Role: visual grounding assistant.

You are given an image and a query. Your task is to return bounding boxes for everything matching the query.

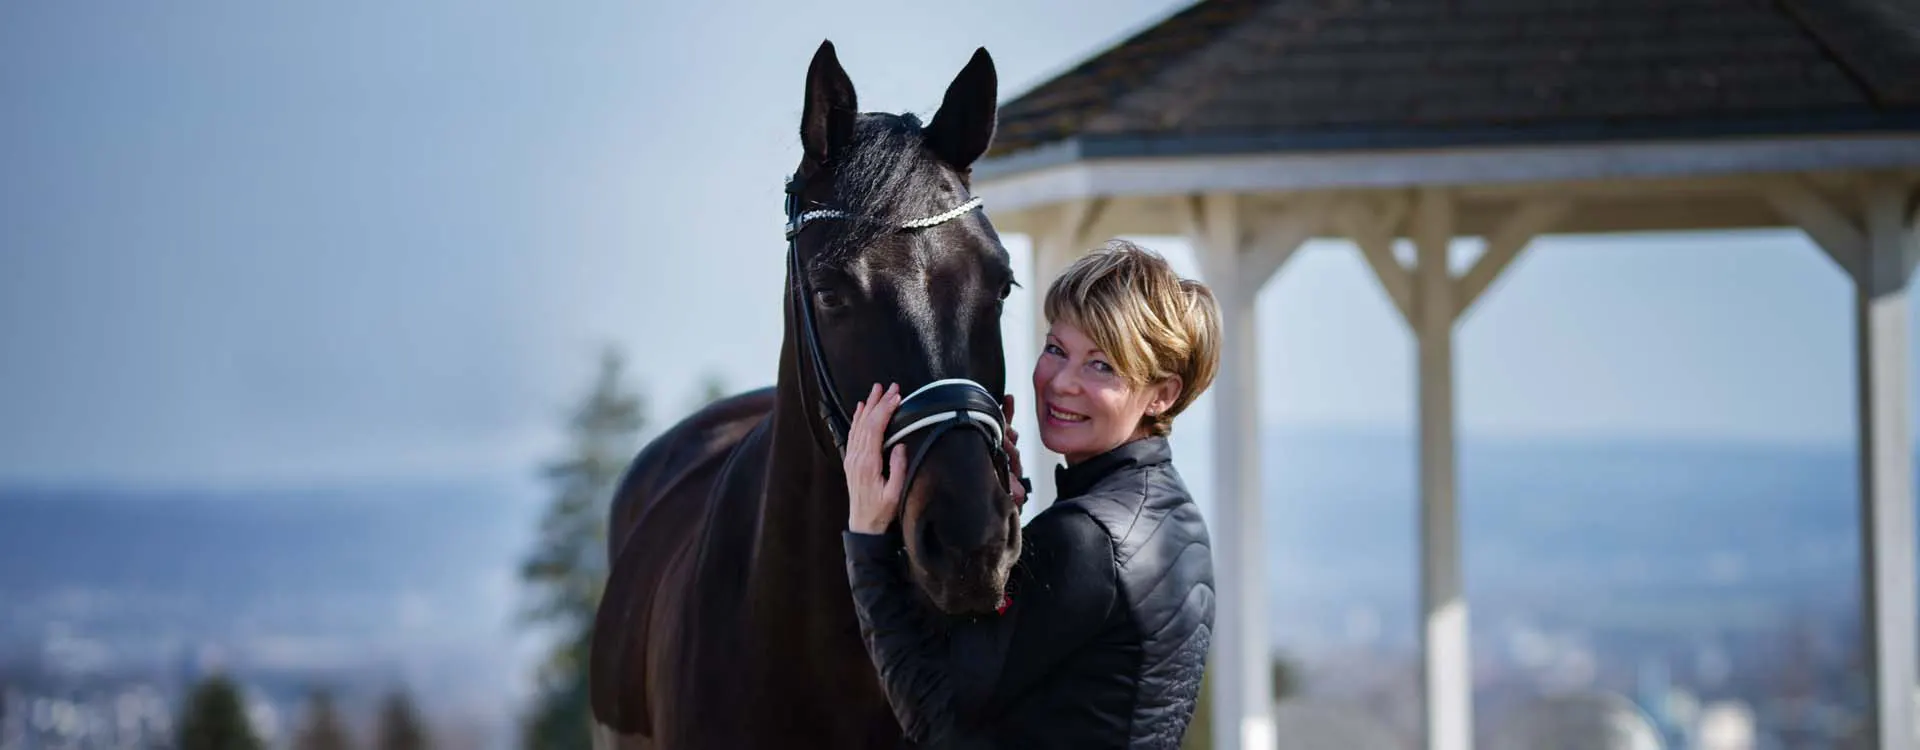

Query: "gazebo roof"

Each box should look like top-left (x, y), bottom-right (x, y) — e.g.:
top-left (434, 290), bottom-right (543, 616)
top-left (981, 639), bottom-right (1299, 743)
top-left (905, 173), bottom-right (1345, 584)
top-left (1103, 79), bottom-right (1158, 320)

top-left (984, 0), bottom-right (1920, 173)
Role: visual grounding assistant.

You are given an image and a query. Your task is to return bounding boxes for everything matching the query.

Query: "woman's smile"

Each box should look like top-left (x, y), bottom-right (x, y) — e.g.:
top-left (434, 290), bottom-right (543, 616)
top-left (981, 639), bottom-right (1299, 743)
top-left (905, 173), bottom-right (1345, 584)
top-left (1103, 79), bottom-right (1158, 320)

top-left (1043, 401), bottom-right (1090, 426)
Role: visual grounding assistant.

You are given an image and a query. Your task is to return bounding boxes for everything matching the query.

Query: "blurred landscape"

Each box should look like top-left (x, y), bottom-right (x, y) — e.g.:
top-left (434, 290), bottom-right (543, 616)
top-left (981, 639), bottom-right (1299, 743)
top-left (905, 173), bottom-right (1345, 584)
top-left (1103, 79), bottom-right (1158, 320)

top-left (0, 424), bottom-right (1881, 748)
top-left (0, 479), bottom-right (539, 749)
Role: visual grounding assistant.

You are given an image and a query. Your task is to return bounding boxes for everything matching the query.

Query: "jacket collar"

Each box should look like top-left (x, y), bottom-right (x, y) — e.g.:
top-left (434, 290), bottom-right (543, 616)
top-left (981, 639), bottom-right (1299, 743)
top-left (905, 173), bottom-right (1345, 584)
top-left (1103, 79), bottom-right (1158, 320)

top-left (1054, 436), bottom-right (1172, 501)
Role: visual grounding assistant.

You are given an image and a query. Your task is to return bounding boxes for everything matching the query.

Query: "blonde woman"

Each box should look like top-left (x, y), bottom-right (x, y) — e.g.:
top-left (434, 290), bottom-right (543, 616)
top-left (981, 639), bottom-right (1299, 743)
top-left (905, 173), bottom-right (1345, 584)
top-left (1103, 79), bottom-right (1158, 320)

top-left (842, 240), bottom-right (1222, 748)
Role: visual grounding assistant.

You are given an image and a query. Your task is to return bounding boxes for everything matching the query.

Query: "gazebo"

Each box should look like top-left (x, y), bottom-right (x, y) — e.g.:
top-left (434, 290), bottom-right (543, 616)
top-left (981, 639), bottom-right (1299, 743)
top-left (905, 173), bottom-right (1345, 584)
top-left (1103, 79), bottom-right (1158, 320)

top-left (971, 1), bottom-right (1920, 748)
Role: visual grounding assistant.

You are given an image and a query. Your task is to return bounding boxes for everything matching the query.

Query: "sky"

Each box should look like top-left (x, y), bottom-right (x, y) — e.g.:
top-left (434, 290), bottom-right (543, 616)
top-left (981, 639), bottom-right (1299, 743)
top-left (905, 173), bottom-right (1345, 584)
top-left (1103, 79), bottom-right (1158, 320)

top-left (0, 0), bottom-right (1913, 489)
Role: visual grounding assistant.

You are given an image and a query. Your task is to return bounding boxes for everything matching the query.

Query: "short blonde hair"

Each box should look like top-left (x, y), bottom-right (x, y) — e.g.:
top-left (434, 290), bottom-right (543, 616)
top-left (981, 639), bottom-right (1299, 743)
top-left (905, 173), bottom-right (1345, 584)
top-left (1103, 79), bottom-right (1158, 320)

top-left (1043, 239), bottom-right (1222, 437)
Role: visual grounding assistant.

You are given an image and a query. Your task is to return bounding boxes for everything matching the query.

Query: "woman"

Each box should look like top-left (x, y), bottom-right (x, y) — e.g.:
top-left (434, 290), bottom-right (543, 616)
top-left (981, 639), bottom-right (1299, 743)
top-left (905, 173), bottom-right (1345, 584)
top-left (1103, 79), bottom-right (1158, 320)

top-left (841, 240), bottom-right (1222, 749)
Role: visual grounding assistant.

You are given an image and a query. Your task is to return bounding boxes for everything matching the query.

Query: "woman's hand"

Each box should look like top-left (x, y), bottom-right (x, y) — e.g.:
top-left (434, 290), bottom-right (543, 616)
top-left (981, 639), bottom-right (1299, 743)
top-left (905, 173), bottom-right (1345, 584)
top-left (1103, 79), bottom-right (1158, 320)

top-left (1002, 395), bottom-right (1028, 511)
top-left (845, 383), bottom-right (905, 535)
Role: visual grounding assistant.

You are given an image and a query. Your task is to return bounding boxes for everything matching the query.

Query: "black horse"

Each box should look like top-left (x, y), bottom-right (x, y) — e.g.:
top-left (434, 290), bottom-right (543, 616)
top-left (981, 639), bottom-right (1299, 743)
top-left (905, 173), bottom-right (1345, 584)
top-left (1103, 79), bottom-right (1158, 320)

top-left (589, 41), bottom-right (1022, 749)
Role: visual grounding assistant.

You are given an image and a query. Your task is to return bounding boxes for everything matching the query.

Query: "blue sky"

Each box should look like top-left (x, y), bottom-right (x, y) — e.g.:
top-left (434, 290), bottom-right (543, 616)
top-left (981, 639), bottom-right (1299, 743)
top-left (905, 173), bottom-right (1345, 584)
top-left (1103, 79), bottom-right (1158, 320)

top-left (0, 0), bottom-right (1910, 488)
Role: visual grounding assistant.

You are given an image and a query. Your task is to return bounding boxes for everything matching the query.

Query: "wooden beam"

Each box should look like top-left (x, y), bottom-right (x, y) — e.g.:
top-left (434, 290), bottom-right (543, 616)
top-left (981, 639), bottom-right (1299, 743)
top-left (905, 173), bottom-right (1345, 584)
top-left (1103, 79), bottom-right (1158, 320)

top-left (981, 205), bottom-right (1041, 236)
top-left (1237, 195), bottom-right (1333, 301)
top-left (1188, 193), bottom-right (1246, 285)
top-left (1762, 178), bottom-right (1866, 280)
top-left (1907, 186), bottom-right (1920, 279)
top-left (1454, 198), bottom-right (1570, 321)
top-left (1080, 195), bottom-right (1184, 239)
top-left (1059, 197), bottom-right (1105, 253)
top-left (1377, 191), bottom-right (1411, 237)
top-left (1455, 173), bottom-right (1796, 203)
top-left (1178, 193), bottom-right (1203, 242)
top-left (1864, 176), bottom-right (1918, 296)
top-left (1334, 201), bottom-right (1414, 328)
top-left (1517, 196), bottom-right (1783, 237)
top-left (973, 134), bottom-right (1920, 214)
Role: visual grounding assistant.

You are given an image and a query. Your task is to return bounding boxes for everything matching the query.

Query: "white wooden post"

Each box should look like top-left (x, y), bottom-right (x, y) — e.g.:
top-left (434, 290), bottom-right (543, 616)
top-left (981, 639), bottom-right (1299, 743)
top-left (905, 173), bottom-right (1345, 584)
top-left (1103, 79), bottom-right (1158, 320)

top-left (1766, 176), bottom-right (1918, 750)
top-left (1411, 188), bottom-right (1471, 750)
top-left (1858, 177), bottom-right (1917, 750)
top-left (1344, 191), bottom-right (1561, 750)
top-left (1188, 192), bottom-right (1271, 750)
top-left (1025, 200), bottom-right (1098, 515)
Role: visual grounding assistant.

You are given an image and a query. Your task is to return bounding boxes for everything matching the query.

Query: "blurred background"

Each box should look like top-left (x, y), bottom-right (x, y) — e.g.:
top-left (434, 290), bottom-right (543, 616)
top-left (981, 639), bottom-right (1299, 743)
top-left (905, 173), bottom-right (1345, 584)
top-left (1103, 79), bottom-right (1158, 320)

top-left (3, 1), bottom-right (1918, 749)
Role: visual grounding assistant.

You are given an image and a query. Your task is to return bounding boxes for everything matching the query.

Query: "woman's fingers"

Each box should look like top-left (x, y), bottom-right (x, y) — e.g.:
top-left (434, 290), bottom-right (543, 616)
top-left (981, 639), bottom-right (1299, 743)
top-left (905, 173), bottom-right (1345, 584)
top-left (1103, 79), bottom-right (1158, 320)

top-left (846, 383), bottom-right (900, 476)
top-left (858, 384), bottom-right (882, 439)
top-left (861, 384), bottom-right (891, 426)
top-left (863, 384), bottom-right (900, 452)
top-left (847, 400), bottom-right (870, 465)
top-left (847, 387), bottom-right (882, 475)
top-left (883, 444), bottom-right (907, 504)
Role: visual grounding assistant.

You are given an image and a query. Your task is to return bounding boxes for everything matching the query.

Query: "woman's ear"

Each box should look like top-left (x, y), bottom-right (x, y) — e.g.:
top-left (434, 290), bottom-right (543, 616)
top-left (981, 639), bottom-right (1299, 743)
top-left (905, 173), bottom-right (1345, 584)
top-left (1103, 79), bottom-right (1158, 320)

top-left (1146, 376), bottom-right (1184, 417)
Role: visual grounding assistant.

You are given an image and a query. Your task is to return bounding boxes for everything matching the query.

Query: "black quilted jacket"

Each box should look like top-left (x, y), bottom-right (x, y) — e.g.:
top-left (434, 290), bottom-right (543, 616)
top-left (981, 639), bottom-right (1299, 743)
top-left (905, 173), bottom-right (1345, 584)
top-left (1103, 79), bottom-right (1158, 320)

top-left (843, 436), bottom-right (1216, 749)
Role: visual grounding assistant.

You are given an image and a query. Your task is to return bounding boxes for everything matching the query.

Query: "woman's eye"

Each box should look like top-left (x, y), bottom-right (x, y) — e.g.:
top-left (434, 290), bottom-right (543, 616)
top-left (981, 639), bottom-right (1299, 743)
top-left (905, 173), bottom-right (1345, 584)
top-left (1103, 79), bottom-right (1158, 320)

top-left (1089, 360), bottom-right (1114, 375)
top-left (1044, 344), bottom-right (1065, 357)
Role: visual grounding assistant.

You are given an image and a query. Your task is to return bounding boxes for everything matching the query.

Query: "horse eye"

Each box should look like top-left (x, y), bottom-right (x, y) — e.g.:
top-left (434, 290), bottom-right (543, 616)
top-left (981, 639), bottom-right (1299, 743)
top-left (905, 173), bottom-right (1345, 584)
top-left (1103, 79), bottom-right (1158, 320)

top-left (814, 289), bottom-right (845, 310)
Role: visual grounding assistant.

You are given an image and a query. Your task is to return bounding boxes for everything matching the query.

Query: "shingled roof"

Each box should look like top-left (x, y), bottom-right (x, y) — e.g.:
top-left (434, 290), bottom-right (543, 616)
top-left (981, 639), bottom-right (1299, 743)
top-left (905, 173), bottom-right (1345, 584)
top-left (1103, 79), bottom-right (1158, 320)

top-left (984, 0), bottom-right (1920, 166)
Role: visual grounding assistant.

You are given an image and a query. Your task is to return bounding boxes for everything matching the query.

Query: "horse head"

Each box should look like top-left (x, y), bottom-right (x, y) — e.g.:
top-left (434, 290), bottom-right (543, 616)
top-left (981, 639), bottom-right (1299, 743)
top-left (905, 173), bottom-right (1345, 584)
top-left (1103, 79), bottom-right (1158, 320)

top-left (786, 41), bottom-right (1020, 615)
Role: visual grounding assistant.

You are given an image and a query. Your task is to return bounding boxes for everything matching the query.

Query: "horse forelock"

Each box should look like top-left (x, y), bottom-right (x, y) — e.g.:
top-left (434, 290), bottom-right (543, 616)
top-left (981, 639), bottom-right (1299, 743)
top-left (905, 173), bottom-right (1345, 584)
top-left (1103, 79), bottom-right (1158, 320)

top-left (805, 113), bottom-right (962, 265)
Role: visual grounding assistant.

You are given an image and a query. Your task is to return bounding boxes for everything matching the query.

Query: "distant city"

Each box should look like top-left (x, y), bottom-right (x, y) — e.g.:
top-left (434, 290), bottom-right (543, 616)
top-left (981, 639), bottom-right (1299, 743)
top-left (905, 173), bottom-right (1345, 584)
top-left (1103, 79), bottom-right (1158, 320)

top-left (0, 428), bottom-right (1892, 748)
top-left (1256, 429), bottom-right (1875, 749)
top-left (0, 480), bottom-right (537, 749)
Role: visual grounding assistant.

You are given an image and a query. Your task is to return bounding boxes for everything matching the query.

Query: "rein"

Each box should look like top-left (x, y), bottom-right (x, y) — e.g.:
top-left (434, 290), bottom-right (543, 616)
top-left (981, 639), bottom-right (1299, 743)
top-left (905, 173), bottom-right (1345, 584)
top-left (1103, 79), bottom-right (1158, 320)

top-left (782, 173), bottom-right (1011, 499)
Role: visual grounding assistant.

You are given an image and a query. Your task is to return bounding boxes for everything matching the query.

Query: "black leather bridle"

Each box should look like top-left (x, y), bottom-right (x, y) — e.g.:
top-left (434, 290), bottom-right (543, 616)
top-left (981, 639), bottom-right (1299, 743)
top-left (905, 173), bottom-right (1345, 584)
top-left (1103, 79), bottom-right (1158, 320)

top-left (783, 173), bottom-right (1013, 501)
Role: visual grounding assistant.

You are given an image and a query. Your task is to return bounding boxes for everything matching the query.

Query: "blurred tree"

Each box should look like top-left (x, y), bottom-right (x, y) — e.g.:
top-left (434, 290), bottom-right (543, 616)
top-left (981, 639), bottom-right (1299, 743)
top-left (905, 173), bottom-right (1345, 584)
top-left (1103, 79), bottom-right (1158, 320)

top-left (519, 347), bottom-right (647, 750)
top-left (696, 370), bottom-right (729, 409)
top-left (1272, 653), bottom-right (1302, 700)
top-left (291, 688), bottom-right (353, 750)
top-left (375, 689), bottom-right (431, 750)
top-left (177, 674), bottom-right (264, 750)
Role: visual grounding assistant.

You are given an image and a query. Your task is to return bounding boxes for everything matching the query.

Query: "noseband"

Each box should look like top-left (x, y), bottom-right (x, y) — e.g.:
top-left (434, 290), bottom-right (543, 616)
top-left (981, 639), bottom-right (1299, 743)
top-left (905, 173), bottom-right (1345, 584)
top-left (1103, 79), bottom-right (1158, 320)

top-left (783, 174), bottom-right (1011, 500)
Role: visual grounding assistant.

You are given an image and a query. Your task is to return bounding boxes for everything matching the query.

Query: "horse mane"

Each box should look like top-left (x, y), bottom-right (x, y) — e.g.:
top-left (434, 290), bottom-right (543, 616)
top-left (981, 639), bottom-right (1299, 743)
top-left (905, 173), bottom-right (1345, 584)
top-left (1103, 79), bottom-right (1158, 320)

top-left (812, 112), bottom-right (953, 266)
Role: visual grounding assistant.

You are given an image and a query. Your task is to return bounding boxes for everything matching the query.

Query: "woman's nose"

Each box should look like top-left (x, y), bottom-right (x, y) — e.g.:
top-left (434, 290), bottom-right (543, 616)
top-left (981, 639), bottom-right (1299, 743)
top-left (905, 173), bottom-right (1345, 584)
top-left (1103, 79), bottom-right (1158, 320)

top-left (1046, 365), bottom-right (1079, 396)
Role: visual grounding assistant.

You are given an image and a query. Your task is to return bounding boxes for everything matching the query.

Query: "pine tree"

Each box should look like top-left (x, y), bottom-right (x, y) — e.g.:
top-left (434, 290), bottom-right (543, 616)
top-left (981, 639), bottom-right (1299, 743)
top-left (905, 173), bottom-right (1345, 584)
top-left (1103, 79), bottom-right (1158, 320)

top-left (520, 347), bottom-right (647, 750)
top-left (694, 370), bottom-right (729, 410)
top-left (375, 689), bottom-right (430, 750)
top-left (177, 674), bottom-right (264, 750)
top-left (292, 688), bottom-right (353, 750)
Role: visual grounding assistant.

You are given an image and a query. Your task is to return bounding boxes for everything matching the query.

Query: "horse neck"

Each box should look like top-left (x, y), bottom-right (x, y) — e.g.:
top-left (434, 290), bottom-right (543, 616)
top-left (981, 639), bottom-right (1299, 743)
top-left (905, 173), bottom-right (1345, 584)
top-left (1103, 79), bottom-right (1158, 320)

top-left (749, 323), bottom-right (860, 625)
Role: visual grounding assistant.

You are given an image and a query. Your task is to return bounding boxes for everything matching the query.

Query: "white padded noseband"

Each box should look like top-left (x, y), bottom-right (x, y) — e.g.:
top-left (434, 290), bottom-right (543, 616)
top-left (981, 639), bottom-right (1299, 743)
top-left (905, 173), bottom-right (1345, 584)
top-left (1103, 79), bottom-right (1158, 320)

top-left (882, 378), bottom-right (1005, 452)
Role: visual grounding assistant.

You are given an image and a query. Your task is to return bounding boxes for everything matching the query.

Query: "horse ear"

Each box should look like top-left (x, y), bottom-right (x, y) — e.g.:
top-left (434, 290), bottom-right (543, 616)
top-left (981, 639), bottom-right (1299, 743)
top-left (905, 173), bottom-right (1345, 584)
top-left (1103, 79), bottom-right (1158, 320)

top-left (925, 47), bottom-right (998, 170)
top-left (801, 40), bottom-right (858, 168)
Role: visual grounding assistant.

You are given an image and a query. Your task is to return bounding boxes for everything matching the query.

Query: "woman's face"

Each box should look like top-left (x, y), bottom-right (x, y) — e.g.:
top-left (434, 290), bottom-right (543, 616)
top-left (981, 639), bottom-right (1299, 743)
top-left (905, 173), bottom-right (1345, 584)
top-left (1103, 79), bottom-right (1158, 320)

top-left (1031, 321), bottom-right (1182, 465)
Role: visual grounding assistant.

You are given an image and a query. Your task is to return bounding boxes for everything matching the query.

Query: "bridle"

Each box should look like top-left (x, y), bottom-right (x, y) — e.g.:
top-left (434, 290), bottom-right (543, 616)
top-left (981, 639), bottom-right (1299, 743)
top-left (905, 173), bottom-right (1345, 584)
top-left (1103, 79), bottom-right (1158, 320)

top-left (783, 172), bottom-right (1013, 501)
